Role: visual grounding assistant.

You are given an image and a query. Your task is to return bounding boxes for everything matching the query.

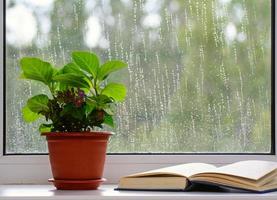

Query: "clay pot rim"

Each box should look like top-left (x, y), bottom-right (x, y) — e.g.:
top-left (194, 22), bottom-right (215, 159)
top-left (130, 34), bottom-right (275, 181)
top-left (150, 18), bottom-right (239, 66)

top-left (41, 131), bottom-right (114, 137)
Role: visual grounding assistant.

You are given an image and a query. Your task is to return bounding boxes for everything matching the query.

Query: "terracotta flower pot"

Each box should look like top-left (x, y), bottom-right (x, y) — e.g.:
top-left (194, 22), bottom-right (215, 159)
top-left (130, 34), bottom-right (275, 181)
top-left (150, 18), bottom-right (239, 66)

top-left (42, 131), bottom-right (113, 190)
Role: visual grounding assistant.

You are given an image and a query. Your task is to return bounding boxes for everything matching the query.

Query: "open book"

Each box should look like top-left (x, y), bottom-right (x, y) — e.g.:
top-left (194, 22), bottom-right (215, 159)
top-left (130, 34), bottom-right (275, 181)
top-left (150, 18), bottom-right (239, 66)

top-left (117, 160), bottom-right (277, 193)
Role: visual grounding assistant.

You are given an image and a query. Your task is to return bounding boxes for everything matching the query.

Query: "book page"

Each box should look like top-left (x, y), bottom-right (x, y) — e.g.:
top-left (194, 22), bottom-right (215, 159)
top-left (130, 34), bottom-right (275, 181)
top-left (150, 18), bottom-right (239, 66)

top-left (126, 163), bottom-right (216, 178)
top-left (198, 160), bottom-right (277, 180)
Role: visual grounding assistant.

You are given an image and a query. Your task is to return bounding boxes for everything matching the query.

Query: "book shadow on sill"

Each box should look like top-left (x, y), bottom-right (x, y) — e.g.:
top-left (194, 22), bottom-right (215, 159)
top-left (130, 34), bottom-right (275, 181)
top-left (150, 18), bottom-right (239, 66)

top-left (186, 182), bottom-right (250, 193)
top-left (115, 183), bottom-right (263, 194)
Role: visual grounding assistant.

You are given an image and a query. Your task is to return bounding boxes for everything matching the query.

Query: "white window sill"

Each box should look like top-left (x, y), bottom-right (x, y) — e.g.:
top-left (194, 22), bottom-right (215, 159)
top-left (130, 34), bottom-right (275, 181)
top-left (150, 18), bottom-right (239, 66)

top-left (0, 185), bottom-right (277, 200)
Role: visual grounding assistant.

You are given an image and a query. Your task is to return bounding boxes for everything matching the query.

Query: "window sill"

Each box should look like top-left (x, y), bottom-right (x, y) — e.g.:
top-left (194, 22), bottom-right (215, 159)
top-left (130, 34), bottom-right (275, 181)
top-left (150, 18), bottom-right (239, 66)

top-left (0, 185), bottom-right (277, 200)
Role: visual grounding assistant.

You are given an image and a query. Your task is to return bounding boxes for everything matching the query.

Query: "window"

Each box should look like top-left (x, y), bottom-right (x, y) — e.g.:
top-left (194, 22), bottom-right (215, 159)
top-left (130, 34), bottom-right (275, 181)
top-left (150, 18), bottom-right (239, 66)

top-left (0, 1), bottom-right (276, 184)
top-left (4, 0), bottom-right (274, 154)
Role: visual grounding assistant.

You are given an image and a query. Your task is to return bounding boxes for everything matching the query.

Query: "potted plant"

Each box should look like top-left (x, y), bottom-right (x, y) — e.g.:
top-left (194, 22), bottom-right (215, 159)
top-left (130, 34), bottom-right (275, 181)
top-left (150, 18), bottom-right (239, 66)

top-left (20, 51), bottom-right (127, 190)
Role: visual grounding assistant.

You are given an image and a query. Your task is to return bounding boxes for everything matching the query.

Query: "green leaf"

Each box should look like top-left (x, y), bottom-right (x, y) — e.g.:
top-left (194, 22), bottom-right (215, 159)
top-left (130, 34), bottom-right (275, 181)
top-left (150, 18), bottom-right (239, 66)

top-left (27, 94), bottom-right (49, 113)
top-left (101, 83), bottom-right (127, 102)
top-left (59, 103), bottom-right (74, 117)
top-left (22, 105), bottom-right (41, 122)
top-left (103, 107), bottom-right (114, 115)
top-left (53, 67), bottom-right (60, 76)
top-left (62, 63), bottom-right (85, 76)
top-left (98, 60), bottom-right (127, 81)
top-left (88, 95), bottom-right (113, 110)
top-left (62, 63), bottom-right (92, 87)
top-left (39, 124), bottom-right (53, 133)
top-left (84, 103), bottom-right (96, 116)
top-left (72, 51), bottom-right (99, 78)
top-left (53, 73), bottom-right (91, 89)
top-left (93, 95), bottom-right (113, 104)
top-left (103, 114), bottom-right (114, 127)
top-left (60, 103), bottom-right (85, 120)
top-left (20, 57), bottom-right (54, 85)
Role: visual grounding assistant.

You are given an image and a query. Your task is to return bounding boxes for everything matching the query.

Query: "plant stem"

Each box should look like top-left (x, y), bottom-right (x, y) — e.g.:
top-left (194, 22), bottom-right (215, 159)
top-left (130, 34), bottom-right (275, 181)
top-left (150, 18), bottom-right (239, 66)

top-left (94, 78), bottom-right (98, 96)
top-left (48, 83), bottom-right (55, 98)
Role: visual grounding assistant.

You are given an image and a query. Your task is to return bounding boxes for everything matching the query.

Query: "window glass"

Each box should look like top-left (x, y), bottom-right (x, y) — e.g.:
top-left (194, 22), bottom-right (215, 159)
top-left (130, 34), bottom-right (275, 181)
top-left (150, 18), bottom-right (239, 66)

top-left (5, 0), bottom-right (272, 153)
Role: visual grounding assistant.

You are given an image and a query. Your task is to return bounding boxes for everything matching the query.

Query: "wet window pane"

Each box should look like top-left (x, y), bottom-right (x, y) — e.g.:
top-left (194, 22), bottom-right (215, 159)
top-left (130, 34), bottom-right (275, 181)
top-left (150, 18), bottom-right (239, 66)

top-left (5, 0), bottom-right (272, 153)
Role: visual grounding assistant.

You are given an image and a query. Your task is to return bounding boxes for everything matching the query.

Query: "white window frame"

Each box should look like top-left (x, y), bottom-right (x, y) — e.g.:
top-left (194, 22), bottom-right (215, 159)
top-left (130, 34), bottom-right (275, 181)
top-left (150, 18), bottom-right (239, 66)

top-left (0, 0), bottom-right (276, 184)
